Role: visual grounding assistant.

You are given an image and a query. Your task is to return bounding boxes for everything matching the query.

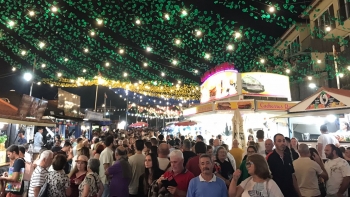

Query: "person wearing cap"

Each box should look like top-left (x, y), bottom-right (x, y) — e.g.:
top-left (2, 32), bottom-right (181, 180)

top-left (317, 124), bottom-right (340, 161)
top-left (68, 155), bottom-right (88, 197)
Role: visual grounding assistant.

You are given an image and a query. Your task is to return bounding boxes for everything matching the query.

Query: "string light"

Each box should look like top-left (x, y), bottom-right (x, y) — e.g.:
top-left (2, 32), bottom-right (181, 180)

top-left (195, 30), bottom-right (202, 36)
top-left (83, 69), bottom-right (86, 73)
top-left (181, 10), bottom-right (188, 16)
top-left (317, 59), bottom-right (322, 64)
top-left (123, 72), bottom-right (128, 77)
top-left (286, 69), bottom-right (291, 74)
top-left (178, 80), bottom-right (181, 84)
top-left (38, 42), bottom-right (45, 49)
top-left (8, 20), bottom-right (15, 27)
top-left (146, 46), bottom-right (152, 52)
top-left (50, 84), bottom-right (54, 87)
top-left (234, 32), bottom-right (242, 38)
top-left (164, 13), bottom-right (170, 20)
top-left (29, 11), bottom-right (35, 16)
top-left (347, 66), bottom-right (350, 71)
top-left (21, 50), bottom-right (26, 56)
top-left (12, 67), bottom-right (16, 71)
top-left (172, 59), bottom-right (178, 65)
top-left (64, 58), bottom-right (69, 62)
top-left (175, 39), bottom-right (181, 45)
top-left (105, 62), bottom-right (110, 67)
top-left (37, 82), bottom-right (41, 85)
top-left (260, 59), bottom-right (265, 63)
top-left (135, 19), bottom-right (141, 25)
top-left (143, 62), bottom-right (148, 67)
top-left (41, 64), bottom-right (46, 68)
top-left (51, 6), bottom-right (58, 12)
top-left (194, 70), bottom-right (198, 73)
top-left (325, 26), bottom-right (331, 32)
top-left (204, 53), bottom-right (211, 59)
top-left (119, 49), bottom-right (124, 54)
top-left (268, 6), bottom-right (275, 13)
top-left (307, 76), bottom-right (312, 80)
top-left (57, 72), bottom-right (62, 77)
top-left (84, 48), bottom-right (89, 53)
top-left (97, 19), bottom-right (103, 25)
top-left (227, 44), bottom-right (234, 50)
top-left (339, 73), bottom-right (344, 78)
top-left (161, 72), bottom-right (165, 77)
top-left (90, 31), bottom-right (95, 36)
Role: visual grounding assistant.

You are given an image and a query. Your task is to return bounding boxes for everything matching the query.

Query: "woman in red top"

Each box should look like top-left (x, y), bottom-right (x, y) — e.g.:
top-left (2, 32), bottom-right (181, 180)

top-left (68, 155), bottom-right (88, 197)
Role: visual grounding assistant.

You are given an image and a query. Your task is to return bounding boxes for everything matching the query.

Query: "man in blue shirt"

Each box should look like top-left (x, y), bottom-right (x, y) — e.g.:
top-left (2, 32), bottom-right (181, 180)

top-left (16, 130), bottom-right (27, 145)
top-left (187, 154), bottom-right (228, 197)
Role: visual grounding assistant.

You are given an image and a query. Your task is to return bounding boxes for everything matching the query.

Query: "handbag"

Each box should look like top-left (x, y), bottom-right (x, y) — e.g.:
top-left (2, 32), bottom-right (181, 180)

top-left (38, 181), bottom-right (49, 197)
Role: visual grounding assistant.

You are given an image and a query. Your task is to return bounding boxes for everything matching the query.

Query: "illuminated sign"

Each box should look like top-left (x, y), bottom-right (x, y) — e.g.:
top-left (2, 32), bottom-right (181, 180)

top-left (215, 100), bottom-right (255, 111)
top-left (200, 70), bottom-right (238, 103)
top-left (256, 101), bottom-right (298, 111)
top-left (183, 103), bottom-right (214, 116)
top-left (306, 91), bottom-right (347, 110)
top-left (241, 72), bottom-right (291, 100)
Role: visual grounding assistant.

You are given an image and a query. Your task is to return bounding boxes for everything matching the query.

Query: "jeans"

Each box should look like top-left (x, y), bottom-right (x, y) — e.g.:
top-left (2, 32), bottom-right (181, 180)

top-left (102, 184), bottom-right (110, 197)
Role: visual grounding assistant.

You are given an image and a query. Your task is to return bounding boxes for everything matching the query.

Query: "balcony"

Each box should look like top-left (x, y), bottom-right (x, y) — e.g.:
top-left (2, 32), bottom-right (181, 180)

top-left (323, 10), bottom-right (350, 39)
top-left (300, 35), bottom-right (339, 52)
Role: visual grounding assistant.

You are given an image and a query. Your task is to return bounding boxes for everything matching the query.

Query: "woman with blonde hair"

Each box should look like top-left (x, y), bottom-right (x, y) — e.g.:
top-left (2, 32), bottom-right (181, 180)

top-left (68, 155), bottom-right (88, 197)
top-left (229, 154), bottom-right (283, 197)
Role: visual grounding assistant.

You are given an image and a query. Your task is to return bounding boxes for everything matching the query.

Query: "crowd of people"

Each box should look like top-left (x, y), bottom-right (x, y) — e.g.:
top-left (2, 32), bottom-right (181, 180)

top-left (2, 124), bottom-right (350, 197)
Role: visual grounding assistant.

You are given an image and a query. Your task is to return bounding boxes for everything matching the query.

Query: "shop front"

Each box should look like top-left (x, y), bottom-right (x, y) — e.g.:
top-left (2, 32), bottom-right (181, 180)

top-left (275, 87), bottom-right (350, 147)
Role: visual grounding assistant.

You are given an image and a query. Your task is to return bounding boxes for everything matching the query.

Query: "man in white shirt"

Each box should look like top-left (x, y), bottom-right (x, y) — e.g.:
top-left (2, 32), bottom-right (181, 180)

top-left (33, 128), bottom-right (44, 153)
top-left (256, 130), bottom-right (266, 155)
top-left (128, 140), bottom-right (146, 196)
top-left (293, 144), bottom-right (328, 197)
top-left (317, 125), bottom-right (339, 160)
top-left (99, 135), bottom-right (114, 197)
top-left (324, 144), bottom-right (350, 197)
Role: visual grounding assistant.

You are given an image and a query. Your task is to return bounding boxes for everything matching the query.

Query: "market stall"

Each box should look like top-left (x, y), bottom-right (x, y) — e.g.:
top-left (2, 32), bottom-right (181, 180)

top-left (274, 87), bottom-right (350, 147)
top-left (182, 63), bottom-right (298, 148)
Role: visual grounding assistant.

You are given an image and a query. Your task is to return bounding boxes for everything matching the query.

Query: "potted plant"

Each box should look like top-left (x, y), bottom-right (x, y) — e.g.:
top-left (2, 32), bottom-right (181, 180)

top-left (0, 135), bottom-right (7, 150)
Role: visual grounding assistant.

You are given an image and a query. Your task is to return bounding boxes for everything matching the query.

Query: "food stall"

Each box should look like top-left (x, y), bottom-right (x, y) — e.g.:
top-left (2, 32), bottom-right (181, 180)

top-left (182, 62), bottom-right (298, 147)
top-left (274, 87), bottom-right (350, 147)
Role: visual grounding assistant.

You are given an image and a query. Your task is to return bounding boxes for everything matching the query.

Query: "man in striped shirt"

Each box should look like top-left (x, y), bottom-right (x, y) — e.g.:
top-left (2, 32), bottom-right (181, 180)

top-left (28, 150), bottom-right (53, 197)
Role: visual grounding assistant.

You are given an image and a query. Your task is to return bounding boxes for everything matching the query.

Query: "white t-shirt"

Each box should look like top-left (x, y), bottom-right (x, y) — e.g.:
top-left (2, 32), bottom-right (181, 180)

top-left (317, 133), bottom-right (339, 159)
top-left (239, 177), bottom-right (284, 197)
top-left (257, 141), bottom-right (266, 155)
top-left (98, 147), bottom-right (114, 185)
top-left (158, 157), bottom-right (170, 171)
top-left (325, 157), bottom-right (350, 195)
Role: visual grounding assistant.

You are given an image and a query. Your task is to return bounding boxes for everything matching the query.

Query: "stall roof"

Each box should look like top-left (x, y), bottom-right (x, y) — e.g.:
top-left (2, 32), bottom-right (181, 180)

top-left (0, 99), bottom-right (18, 116)
top-left (288, 87), bottom-right (350, 113)
top-left (272, 108), bottom-right (350, 118)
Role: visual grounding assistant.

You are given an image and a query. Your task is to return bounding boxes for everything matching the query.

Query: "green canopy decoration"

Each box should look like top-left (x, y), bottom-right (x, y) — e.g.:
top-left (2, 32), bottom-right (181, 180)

top-left (1, 0), bottom-right (350, 99)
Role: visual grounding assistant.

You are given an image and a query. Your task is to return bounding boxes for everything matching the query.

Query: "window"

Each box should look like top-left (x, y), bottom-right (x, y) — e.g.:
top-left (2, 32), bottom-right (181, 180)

top-left (314, 5), bottom-right (335, 37)
top-left (338, 0), bottom-right (350, 22)
top-left (288, 36), bottom-right (300, 55)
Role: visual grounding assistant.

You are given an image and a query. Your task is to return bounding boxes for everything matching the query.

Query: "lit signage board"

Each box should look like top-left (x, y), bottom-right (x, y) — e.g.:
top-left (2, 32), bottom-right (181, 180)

top-left (241, 72), bottom-right (291, 100)
top-left (200, 70), bottom-right (238, 103)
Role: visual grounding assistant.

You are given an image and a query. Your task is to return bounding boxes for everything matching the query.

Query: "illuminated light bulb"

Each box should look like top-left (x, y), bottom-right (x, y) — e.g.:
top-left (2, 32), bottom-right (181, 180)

top-left (196, 30), bottom-right (202, 36)
top-left (178, 80), bottom-right (181, 84)
top-left (90, 31), bottom-right (95, 36)
top-left (119, 49), bottom-right (124, 54)
top-left (347, 66), bottom-right (350, 71)
top-left (146, 46), bottom-right (152, 52)
top-left (84, 48), bottom-right (89, 53)
top-left (339, 73), bottom-right (344, 78)
top-left (123, 72), bottom-right (128, 77)
top-left (325, 26), bottom-right (331, 32)
top-left (268, 6), bottom-right (275, 13)
top-left (39, 42), bottom-right (45, 48)
top-left (317, 59), bottom-right (322, 64)
top-left (143, 62), bottom-right (148, 67)
top-left (307, 76), bottom-right (312, 80)
top-left (64, 58), bottom-right (68, 62)
top-left (41, 64), bottom-right (46, 68)
top-left (172, 60), bottom-right (178, 65)
top-left (194, 70), bottom-right (198, 74)
top-left (181, 10), bottom-right (188, 16)
top-left (135, 19), bottom-right (141, 25)
top-left (175, 39), bottom-right (181, 45)
top-left (204, 53), bottom-right (211, 59)
top-left (83, 69), bottom-right (86, 73)
top-left (37, 82), bottom-right (41, 85)
top-left (50, 84), bottom-right (54, 87)
top-left (51, 6), bottom-right (58, 12)
top-left (21, 50), bottom-right (26, 56)
top-left (97, 19), bottom-right (103, 25)
top-left (12, 67), bottom-right (16, 71)
top-left (8, 20), bottom-right (15, 27)
top-left (309, 83), bottom-right (316, 89)
top-left (105, 62), bottom-right (110, 67)
top-left (234, 32), bottom-right (241, 38)
top-left (260, 59), bottom-right (265, 63)
top-left (57, 72), bottom-right (62, 77)
top-left (139, 80), bottom-right (142, 84)
top-left (161, 72), bottom-right (165, 77)
top-left (227, 44), bottom-right (234, 50)
top-left (286, 69), bottom-right (291, 74)
top-left (164, 13), bottom-right (170, 20)
top-left (29, 11), bottom-right (35, 16)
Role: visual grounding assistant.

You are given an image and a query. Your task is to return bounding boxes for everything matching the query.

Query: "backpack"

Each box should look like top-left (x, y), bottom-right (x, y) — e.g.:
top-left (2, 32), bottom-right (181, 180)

top-left (38, 181), bottom-right (49, 197)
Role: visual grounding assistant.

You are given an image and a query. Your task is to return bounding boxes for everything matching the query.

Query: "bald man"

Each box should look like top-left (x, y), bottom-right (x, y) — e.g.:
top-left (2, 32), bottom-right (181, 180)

top-left (293, 144), bottom-right (328, 197)
top-left (264, 139), bottom-right (274, 156)
top-left (229, 139), bottom-right (244, 169)
top-left (157, 143), bottom-right (170, 171)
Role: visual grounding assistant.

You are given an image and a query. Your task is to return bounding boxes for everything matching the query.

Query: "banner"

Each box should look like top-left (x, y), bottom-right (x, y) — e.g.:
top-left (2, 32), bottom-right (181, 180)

top-left (240, 72), bottom-right (291, 100)
top-left (306, 91), bottom-right (347, 110)
top-left (256, 101), bottom-right (298, 111)
top-left (58, 88), bottom-right (81, 117)
top-left (17, 95), bottom-right (48, 120)
top-left (215, 100), bottom-right (255, 110)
